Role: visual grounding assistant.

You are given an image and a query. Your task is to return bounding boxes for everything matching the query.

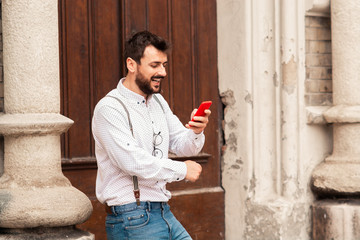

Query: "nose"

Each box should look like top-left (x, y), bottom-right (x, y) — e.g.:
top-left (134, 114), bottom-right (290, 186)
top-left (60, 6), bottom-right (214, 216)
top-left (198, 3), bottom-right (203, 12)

top-left (159, 64), bottom-right (167, 76)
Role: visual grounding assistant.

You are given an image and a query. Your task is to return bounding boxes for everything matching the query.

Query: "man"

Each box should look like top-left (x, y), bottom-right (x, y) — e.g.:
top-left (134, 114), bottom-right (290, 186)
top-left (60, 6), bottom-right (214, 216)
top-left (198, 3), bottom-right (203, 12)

top-left (92, 30), bottom-right (211, 240)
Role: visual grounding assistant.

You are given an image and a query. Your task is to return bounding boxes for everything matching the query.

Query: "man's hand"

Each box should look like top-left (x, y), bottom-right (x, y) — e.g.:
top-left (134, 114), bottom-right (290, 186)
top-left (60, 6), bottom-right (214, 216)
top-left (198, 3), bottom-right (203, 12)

top-left (184, 160), bottom-right (202, 182)
top-left (185, 109), bottom-right (211, 134)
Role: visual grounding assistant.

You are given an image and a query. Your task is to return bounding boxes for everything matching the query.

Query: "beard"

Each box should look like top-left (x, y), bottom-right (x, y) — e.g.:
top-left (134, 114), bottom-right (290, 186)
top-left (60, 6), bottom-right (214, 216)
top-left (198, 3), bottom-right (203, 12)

top-left (135, 71), bottom-right (163, 96)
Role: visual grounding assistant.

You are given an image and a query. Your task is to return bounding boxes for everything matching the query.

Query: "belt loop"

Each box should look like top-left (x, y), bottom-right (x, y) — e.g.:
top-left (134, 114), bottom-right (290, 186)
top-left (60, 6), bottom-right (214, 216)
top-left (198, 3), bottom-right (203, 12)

top-left (147, 201), bottom-right (151, 211)
top-left (111, 206), bottom-right (117, 216)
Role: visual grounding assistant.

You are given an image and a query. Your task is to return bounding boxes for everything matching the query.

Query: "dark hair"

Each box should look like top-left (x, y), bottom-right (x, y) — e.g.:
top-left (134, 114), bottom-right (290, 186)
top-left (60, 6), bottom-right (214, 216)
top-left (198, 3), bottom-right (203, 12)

top-left (124, 31), bottom-right (170, 74)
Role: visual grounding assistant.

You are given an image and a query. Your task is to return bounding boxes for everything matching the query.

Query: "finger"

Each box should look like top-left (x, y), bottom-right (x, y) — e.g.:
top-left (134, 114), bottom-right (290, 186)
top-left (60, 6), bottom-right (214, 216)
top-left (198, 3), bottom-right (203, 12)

top-left (187, 120), bottom-right (207, 134)
top-left (187, 122), bottom-right (204, 130)
top-left (190, 109), bottom-right (197, 119)
top-left (188, 118), bottom-right (206, 126)
top-left (204, 109), bottom-right (211, 116)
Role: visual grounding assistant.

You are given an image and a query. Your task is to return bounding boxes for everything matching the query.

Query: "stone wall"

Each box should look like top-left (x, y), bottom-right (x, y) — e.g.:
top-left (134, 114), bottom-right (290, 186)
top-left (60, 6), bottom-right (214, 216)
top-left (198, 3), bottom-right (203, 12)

top-left (0, 0), bottom-right (3, 175)
top-left (305, 16), bottom-right (332, 106)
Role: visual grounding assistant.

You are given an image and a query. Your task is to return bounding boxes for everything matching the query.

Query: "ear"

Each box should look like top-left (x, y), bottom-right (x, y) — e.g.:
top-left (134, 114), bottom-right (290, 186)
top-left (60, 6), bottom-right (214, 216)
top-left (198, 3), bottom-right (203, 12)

top-left (126, 57), bottom-right (137, 73)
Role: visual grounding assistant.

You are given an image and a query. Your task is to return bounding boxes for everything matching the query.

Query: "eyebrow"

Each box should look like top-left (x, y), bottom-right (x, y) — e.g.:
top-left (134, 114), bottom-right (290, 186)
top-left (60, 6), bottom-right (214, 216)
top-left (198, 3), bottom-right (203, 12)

top-left (149, 61), bottom-right (168, 65)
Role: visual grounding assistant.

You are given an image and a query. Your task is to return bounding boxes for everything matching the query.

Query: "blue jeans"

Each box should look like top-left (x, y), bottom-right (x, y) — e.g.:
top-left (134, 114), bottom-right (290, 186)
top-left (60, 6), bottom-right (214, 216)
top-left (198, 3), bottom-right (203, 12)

top-left (105, 201), bottom-right (192, 240)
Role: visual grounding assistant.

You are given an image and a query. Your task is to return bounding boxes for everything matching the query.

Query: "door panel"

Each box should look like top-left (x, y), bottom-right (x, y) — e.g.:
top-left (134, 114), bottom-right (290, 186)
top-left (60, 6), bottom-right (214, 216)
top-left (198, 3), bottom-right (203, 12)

top-left (92, 0), bottom-right (122, 103)
top-left (170, 0), bottom-right (194, 122)
top-left (60, 0), bottom-right (92, 159)
top-left (59, 1), bottom-right (224, 239)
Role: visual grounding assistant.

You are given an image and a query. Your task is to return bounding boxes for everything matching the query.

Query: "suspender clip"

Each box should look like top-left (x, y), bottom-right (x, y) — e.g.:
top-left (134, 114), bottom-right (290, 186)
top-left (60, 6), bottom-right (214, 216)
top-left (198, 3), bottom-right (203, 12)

top-left (133, 176), bottom-right (140, 206)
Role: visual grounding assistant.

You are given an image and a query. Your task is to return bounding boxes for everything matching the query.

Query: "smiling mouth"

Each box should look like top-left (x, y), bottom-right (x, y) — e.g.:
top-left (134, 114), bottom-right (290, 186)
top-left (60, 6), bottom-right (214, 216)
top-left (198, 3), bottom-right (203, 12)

top-left (151, 76), bottom-right (164, 83)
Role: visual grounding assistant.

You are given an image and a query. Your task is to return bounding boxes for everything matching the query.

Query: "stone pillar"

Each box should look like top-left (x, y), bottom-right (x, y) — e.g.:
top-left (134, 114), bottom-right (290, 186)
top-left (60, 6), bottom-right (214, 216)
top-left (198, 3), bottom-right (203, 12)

top-left (311, 0), bottom-right (360, 239)
top-left (0, 1), bottom-right (93, 239)
top-left (311, 0), bottom-right (360, 198)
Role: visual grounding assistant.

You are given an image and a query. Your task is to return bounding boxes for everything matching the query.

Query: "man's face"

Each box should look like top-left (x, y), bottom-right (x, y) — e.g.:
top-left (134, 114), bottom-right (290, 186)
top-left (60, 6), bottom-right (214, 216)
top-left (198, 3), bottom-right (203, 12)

top-left (135, 45), bottom-right (168, 96)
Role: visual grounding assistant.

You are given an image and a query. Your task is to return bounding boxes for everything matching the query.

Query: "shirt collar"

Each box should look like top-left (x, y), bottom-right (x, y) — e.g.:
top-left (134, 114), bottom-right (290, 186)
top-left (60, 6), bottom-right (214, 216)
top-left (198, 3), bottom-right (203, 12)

top-left (117, 77), bottom-right (154, 104)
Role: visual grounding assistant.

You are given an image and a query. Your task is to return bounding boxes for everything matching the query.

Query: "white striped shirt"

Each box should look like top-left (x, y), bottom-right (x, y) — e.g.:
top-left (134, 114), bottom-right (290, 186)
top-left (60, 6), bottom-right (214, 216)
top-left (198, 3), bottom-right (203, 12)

top-left (92, 78), bottom-right (205, 206)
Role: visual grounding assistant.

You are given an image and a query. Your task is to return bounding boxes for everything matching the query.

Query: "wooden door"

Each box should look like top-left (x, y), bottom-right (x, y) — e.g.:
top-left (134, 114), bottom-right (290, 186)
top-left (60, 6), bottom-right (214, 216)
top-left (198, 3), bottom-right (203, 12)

top-left (59, 1), bottom-right (224, 239)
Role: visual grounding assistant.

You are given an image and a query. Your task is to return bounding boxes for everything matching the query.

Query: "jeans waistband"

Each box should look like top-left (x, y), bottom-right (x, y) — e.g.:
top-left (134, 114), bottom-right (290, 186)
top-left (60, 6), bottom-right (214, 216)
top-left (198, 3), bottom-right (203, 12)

top-left (109, 201), bottom-right (167, 215)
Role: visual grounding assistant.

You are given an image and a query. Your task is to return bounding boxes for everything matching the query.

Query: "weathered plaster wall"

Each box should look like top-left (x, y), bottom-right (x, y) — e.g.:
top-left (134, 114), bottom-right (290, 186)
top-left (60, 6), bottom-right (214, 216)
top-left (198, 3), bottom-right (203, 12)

top-left (217, 0), bottom-right (333, 239)
top-left (217, 1), bottom-right (250, 237)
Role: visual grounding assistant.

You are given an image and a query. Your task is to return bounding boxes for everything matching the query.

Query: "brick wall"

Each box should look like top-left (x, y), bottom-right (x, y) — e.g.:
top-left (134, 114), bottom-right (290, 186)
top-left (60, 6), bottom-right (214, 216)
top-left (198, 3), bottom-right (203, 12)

top-left (305, 16), bottom-right (332, 106)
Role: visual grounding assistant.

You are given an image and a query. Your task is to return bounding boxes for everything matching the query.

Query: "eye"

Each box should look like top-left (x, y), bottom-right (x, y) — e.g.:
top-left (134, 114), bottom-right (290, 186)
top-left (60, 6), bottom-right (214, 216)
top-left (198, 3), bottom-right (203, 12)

top-left (150, 63), bottom-right (160, 68)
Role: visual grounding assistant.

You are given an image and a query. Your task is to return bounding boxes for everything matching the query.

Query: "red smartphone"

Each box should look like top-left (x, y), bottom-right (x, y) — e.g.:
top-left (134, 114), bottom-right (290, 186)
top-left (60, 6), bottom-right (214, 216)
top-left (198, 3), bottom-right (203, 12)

top-left (191, 101), bottom-right (212, 122)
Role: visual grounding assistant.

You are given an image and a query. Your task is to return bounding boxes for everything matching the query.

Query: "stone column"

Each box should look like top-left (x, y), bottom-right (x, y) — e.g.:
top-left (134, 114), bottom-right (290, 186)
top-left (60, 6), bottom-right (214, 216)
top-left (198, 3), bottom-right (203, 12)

top-left (311, 0), bottom-right (360, 239)
top-left (0, 1), bottom-right (93, 239)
